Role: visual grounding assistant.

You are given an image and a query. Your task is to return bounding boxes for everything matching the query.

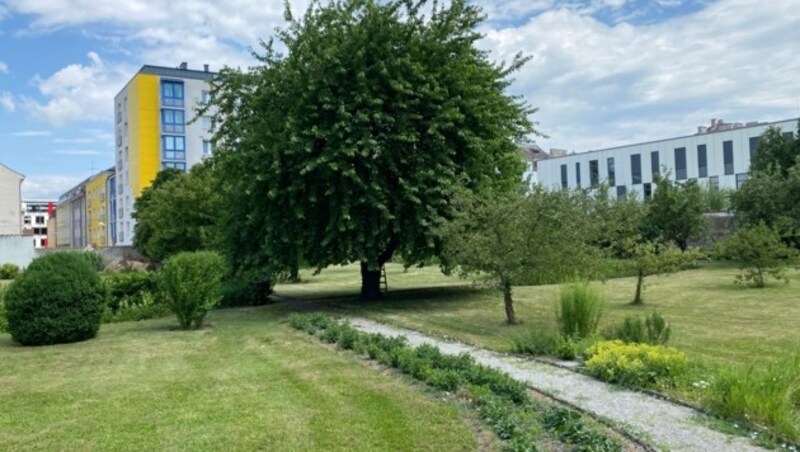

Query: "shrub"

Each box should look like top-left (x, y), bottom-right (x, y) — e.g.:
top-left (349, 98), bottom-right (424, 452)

top-left (0, 289), bottom-right (7, 333)
top-left (557, 281), bottom-right (604, 339)
top-left (584, 340), bottom-right (688, 389)
top-left (542, 407), bottom-right (622, 451)
top-left (4, 253), bottom-right (105, 345)
top-left (76, 251), bottom-right (105, 271)
top-left (704, 354), bottom-right (800, 443)
top-left (604, 312), bottom-right (671, 345)
top-left (160, 251), bottom-right (226, 330)
top-left (0, 263), bottom-right (20, 280)
top-left (219, 269), bottom-right (273, 307)
top-left (512, 328), bottom-right (561, 356)
top-left (715, 223), bottom-right (796, 287)
top-left (104, 270), bottom-right (159, 312)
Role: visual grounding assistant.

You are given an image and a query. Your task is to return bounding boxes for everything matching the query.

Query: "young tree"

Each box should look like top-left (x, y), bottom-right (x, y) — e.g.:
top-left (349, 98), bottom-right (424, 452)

top-left (626, 238), bottom-right (700, 305)
top-left (750, 123), bottom-right (799, 177)
top-left (208, 0), bottom-right (535, 299)
top-left (133, 168), bottom-right (184, 257)
top-left (643, 176), bottom-right (707, 250)
top-left (442, 188), bottom-right (598, 324)
top-left (586, 184), bottom-right (646, 258)
top-left (716, 223), bottom-right (796, 288)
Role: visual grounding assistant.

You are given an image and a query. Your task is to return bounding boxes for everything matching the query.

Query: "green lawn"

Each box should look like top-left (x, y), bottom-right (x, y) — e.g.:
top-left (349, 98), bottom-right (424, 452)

top-left (0, 305), bottom-right (486, 451)
top-left (276, 262), bottom-right (800, 366)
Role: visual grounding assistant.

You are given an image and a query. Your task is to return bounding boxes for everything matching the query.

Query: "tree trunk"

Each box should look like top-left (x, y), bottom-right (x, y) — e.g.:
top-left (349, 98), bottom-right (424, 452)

top-left (360, 262), bottom-right (383, 300)
top-left (289, 265), bottom-right (300, 283)
top-left (503, 281), bottom-right (517, 324)
top-left (632, 269), bottom-right (645, 305)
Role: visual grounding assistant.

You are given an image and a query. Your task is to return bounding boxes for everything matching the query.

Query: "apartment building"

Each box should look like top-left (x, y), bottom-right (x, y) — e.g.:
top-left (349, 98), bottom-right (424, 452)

top-left (0, 163), bottom-right (24, 236)
top-left (21, 200), bottom-right (55, 248)
top-left (56, 168), bottom-right (115, 249)
top-left (538, 118), bottom-right (799, 197)
top-left (112, 63), bottom-right (216, 246)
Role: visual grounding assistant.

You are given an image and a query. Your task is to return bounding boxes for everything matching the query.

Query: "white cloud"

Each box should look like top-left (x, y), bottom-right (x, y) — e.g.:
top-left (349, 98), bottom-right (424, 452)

top-left (0, 92), bottom-right (15, 112)
top-left (23, 52), bottom-right (134, 126)
top-left (12, 130), bottom-right (51, 137)
top-left (0, 61), bottom-right (8, 73)
top-left (22, 174), bottom-right (86, 199)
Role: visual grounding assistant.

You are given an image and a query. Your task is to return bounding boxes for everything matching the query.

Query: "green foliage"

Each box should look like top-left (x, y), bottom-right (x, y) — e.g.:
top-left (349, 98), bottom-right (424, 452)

top-left (133, 164), bottom-right (221, 262)
top-left (557, 281), bottom-right (604, 339)
top-left (584, 340), bottom-right (688, 389)
top-left (715, 223), bottom-right (796, 287)
top-left (442, 188), bottom-right (599, 323)
top-left (208, 0), bottom-right (536, 299)
top-left (643, 176), bottom-right (708, 250)
top-left (541, 407), bottom-right (622, 452)
top-left (704, 354), bottom-right (800, 443)
top-left (512, 328), bottom-right (595, 360)
top-left (586, 185), bottom-right (647, 258)
top-left (4, 253), bottom-right (105, 345)
top-left (750, 124), bottom-right (800, 177)
top-left (0, 263), bottom-right (20, 280)
top-left (0, 287), bottom-right (7, 333)
top-left (626, 238), bottom-right (701, 305)
top-left (76, 250), bottom-right (105, 271)
top-left (161, 251), bottom-right (226, 330)
top-left (219, 268), bottom-right (274, 307)
top-left (699, 182), bottom-right (733, 213)
top-left (104, 271), bottom-right (159, 311)
top-left (603, 312), bottom-right (672, 345)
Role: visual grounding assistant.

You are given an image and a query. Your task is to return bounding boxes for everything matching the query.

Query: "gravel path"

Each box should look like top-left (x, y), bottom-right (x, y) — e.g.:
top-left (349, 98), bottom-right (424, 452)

top-left (347, 317), bottom-right (763, 452)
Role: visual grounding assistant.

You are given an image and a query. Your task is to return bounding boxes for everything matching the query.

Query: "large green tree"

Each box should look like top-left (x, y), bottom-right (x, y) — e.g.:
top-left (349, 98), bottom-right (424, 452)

top-left (643, 176), bottom-right (707, 250)
top-left (209, 0), bottom-right (535, 298)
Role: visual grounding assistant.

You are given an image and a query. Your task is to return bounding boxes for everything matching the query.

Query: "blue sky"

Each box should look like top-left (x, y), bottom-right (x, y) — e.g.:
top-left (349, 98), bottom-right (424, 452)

top-left (1, 0), bottom-right (798, 199)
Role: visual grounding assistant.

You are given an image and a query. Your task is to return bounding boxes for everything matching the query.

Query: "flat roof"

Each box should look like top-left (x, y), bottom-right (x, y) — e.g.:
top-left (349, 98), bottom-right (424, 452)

top-left (544, 117), bottom-right (799, 162)
top-left (139, 64), bottom-right (217, 81)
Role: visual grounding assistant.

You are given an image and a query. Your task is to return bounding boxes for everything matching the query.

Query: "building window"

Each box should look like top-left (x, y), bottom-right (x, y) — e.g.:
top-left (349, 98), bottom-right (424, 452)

top-left (723, 140), bottom-right (734, 175)
top-left (161, 109), bottom-right (185, 133)
top-left (589, 160), bottom-right (599, 187)
top-left (630, 154), bottom-right (642, 185)
top-left (749, 136), bottom-right (760, 161)
top-left (643, 182), bottom-right (652, 199)
top-left (560, 164), bottom-right (568, 190)
top-left (674, 147), bottom-right (687, 180)
top-left (162, 135), bottom-right (186, 160)
top-left (616, 185), bottom-right (627, 199)
top-left (697, 144), bottom-right (708, 178)
top-left (161, 80), bottom-right (184, 107)
top-left (162, 161), bottom-right (187, 171)
top-left (575, 162), bottom-right (581, 188)
top-left (203, 140), bottom-right (213, 156)
top-left (202, 115), bottom-right (212, 130)
top-left (651, 151), bottom-right (660, 180)
top-left (35, 216), bottom-right (45, 225)
top-left (201, 90), bottom-right (211, 104)
top-left (736, 172), bottom-right (749, 189)
top-left (709, 175), bottom-right (719, 189)
top-left (607, 157), bottom-right (615, 186)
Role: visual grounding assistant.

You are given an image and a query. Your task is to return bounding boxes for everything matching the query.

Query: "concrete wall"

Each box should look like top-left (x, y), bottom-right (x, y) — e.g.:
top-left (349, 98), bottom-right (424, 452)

top-left (0, 235), bottom-right (36, 269)
top-left (0, 164), bottom-right (24, 236)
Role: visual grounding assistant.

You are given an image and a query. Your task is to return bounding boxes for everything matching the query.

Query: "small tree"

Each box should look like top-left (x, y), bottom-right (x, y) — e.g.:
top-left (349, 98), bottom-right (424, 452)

top-left (161, 251), bottom-right (226, 330)
top-left (716, 224), bottom-right (796, 287)
top-left (442, 188), bottom-right (598, 324)
top-left (626, 238), bottom-right (700, 305)
top-left (643, 176), bottom-right (708, 250)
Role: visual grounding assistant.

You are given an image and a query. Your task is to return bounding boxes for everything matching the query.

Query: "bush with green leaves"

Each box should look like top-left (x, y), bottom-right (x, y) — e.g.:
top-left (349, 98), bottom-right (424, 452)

top-left (76, 250), bottom-right (105, 271)
top-left (584, 340), bottom-right (687, 389)
top-left (512, 328), bottom-right (596, 360)
top-left (160, 251), bottom-right (226, 330)
top-left (0, 263), bottom-right (20, 280)
top-left (0, 288), bottom-right (7, 334)
top-left (557, 281), bottom-right (603, 339)
top-left (704, 354), bottom-right (800, 443)
top-left (715, 223), bottom-right (796, 288)
top-left (219, 268), bottom-right (273, 307)
top-left (3, 253), bottom-right (105, 345)
top-left (603, 312), bottom-right (671, 345)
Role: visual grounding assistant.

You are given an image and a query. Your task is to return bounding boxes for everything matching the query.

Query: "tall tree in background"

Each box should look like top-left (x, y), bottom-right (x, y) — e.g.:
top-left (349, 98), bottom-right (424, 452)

top-left (643, 176), bottom-right (707, 250)
top-left (133, 168), bottom-right (184, 259)
top-left (209, 0), bottom-right (535, 298)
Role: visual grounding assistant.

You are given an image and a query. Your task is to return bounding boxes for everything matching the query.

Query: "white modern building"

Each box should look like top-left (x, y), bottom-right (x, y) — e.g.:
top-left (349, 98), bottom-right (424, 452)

top-left (538, 118), bottom-right (799, 198)
top-left (112, 63), bottom-right (216, 246)
top-left (21, 200), bottom-right (55, 249)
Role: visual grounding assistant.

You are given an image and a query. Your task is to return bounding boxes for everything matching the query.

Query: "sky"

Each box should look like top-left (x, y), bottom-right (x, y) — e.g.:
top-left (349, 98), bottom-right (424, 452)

top-left (0, 0), bottom-right (798, 199)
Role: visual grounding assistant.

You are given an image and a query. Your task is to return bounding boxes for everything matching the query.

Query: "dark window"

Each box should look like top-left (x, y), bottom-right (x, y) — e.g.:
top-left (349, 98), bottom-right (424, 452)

top-left (560, 164), bottom-right (568, 190)
top-left (697, 145), bottom-right (708, 178)
top-left (616, 185), bottom-right (627, 199)
top-left (736, 173), bottom-right (749, 189)
top-left (607, 157), bottom-right (615, 186)
top-left (590, 160), bottom-right (599, 187)
top-left (674, 147), bottom-right (687, 180)
top-left (643, 183), bottom-right (652, 199)
top-left (162, 135), bottom-right (186, 161)
top-left (749, 136), bottom-right (760, 160)
top-left (575, 162), bottom-right (581, 188)
top-left (723, 140), bottom-right (734, 175)
top-left (631, 154), bottom-right (642, 184)
top-left (651, 151), bottom-right (660, 179)
top-left (709, 175), bottom-right (719, 189)
top-left (161, 109), bottom-right (185, 133)
top-left (161, 80), bottom-right (184, 107)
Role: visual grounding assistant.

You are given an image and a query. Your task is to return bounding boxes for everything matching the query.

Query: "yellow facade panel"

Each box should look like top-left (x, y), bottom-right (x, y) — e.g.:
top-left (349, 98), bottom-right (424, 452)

top-left (85, 172), bottom-right (111, 248)
top-left (129, 74), bottom-right (160, 199)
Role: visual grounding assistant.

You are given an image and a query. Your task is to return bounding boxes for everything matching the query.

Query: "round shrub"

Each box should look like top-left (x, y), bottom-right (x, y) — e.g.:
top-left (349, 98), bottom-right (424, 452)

top-left (4, 253), bottom-right (105, 346)
top-left (0, 263), bottom-right (21, 280)
top-left (161, 251), bottom-right (226, 330)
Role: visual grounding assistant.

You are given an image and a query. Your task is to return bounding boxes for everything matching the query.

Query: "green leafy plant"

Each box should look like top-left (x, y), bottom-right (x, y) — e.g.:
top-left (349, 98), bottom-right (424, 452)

top-left (104, 270), bottom-right (159, 312)
top-left (625, 238), bottom-right (701, 305)
top-left (160, 251), bottom-right (226, 330)
top-left (604, 312), bottom-right (671, 345)
top-left (0, 263), bottom-right (20, 280)
top-left (3, 253), bottom-right (105, 345)
top-left (584, 340), bottom-right (687, 389)
top-left (715, 223), bottom-right (796, 287)
top-left (77, 250), bottom-right (106, 271)
top-left (557, 281), bottom-right (604, 339)
top-left (512, 328), bottom-right (561, 356)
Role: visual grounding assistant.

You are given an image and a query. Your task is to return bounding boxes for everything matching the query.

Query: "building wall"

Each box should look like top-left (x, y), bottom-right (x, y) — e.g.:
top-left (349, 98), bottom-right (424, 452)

top-left (0, 236), bottom-right (36, 268)
top-left (0, 164), bottom-right (24, 236)
top-left (21, 201), bottom-right (54, 249)
top-left (47, 214), bottom-right (57, 248)
top-left (538, 118), bottom-right (798, 196)
top-left (56, 199), bottom-right (72, 248)
top-left (86, 171), bottom-right (112, 248)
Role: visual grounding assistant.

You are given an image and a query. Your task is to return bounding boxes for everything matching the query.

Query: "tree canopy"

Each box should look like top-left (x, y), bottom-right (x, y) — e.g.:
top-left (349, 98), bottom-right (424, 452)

top-left (208, 0), bottom-right (536, 298)
top-left (642, 176), bottom-right (707, 250)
